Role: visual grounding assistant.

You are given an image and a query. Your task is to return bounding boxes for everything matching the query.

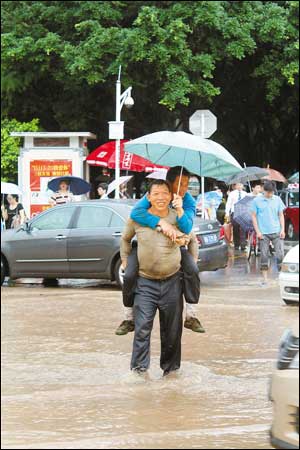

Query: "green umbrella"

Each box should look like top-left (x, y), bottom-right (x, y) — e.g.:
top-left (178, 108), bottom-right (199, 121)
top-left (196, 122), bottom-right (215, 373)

top-left (124, 131), bottom-right (242, 179)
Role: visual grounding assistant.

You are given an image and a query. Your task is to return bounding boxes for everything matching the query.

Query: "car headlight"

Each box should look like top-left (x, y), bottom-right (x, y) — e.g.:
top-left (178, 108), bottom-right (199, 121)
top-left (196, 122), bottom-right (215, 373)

top-left (277, 329), bottom-right (299, 370)
top-left (281, 263), bottom-right (299, 273)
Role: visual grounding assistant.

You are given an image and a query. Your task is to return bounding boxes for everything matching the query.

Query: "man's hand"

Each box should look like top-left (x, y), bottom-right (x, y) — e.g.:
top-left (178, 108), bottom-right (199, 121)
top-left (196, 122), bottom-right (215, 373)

top-left (175, 236), bottom-right (187, 246)
top-left (172, 194), bottom-right (184, 218)
top-left (172, 194), bottom-right (183, 209)
top-left (257, 231), bottom-right (263, 240)
top-left (280, 230), bottom-right (285, 239)
top-left (121, 260), bottom-right (127, 271)
top-left (158, 219), bottom-right (178, 242)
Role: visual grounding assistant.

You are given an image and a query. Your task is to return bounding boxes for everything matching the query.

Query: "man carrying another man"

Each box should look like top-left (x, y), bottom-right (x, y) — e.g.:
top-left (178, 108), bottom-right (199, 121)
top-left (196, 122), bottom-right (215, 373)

top-left (116, 166), bottom-right (204, 336)
top-left (121, 179), bottom-right (196, 375)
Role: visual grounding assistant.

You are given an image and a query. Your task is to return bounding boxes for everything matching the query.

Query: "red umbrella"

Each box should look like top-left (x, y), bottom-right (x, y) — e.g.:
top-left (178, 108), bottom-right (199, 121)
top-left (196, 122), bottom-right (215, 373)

top-left (262, 166), bottom-right (287, 183)
top-left (86, 140), bottom-right (168, 172)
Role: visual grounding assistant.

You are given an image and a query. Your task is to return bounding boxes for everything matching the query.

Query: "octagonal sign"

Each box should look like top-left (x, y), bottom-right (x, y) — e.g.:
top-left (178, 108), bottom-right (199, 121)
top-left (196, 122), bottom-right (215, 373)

top-left (189, 109), bottom-right (217, 138)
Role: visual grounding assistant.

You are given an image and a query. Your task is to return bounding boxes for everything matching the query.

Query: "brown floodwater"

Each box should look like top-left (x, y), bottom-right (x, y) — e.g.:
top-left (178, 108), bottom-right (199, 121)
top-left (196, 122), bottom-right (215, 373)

top-left (1, 253), bottom-right (298, 449)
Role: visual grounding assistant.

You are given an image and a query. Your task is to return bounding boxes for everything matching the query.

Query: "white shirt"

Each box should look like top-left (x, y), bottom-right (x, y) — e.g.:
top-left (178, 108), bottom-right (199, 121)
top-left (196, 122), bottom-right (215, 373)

top-left (225, 189), bottom-right (247, 215)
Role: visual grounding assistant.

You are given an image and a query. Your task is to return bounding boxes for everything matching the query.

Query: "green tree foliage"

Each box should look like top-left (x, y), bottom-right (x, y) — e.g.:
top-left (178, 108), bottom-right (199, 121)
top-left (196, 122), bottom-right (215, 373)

top-left (1, 1), bottom-right (299, 171)
top-left (1, 118), bottom-right (40, 182)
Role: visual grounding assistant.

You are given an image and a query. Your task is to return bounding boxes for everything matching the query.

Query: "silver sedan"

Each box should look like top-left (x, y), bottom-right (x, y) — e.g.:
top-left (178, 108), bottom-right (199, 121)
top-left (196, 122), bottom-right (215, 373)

top-left (1, 200), bottom-right (228, 286)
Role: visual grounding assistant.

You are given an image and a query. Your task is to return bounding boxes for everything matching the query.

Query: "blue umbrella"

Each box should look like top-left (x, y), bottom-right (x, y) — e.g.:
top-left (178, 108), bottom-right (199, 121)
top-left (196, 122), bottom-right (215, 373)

top-left (233, 195), bottom-right (255, 232)
top-left (47, 176), bottom-right (91, 195)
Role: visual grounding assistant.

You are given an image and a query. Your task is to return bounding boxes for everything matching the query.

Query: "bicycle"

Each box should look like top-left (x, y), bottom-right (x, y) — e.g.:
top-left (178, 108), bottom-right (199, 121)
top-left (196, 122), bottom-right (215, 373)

top-left (246, 230), bottom-right (275, 262)
top-left (246, 229), bottom-right (259, 261)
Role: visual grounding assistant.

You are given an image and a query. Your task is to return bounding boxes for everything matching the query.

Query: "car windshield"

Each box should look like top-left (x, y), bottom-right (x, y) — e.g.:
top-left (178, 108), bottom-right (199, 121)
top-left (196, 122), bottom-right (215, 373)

top-left (289, 191), bottom-right (299, 207)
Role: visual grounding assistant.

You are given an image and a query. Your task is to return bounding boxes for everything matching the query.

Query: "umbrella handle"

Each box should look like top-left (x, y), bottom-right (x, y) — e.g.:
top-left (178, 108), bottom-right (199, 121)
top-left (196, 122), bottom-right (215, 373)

top-left (243, 162), bottom-right (251, 192)
top-left (176, 150), bottom-right (187, 196)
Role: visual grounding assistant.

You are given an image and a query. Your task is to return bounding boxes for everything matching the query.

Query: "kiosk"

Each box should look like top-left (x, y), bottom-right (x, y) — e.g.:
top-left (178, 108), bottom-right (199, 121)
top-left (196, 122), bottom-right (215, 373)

top-left (10, 132), bottom-right (96, 218)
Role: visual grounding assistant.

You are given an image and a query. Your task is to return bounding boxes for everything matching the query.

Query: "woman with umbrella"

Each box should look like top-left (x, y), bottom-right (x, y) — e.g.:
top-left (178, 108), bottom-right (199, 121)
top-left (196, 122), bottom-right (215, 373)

top-left (1, 194), bottom-right (26, 229)
top-left (48, 176), bottom-right (91, 206)
top-left (49, 179), bottom-right (74, 206)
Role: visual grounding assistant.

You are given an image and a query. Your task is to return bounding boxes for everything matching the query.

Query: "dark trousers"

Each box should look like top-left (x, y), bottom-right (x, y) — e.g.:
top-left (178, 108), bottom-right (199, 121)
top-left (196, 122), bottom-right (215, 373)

top-left (122, 246), bottom-right (200, 307)
top-left (131, 272), bottom-right (183, 373)
top-left (231, 213), bottom-right (246, 248)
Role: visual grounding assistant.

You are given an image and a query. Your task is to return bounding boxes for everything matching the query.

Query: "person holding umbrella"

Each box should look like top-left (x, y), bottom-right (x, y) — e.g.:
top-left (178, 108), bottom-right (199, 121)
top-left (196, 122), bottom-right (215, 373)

top-left (49, 179), bottom-right (74, 206)
top-left (225, 183), bottom-right (247, 251)
top-left (1, 194), bottom-right (26, 229)
top-left (115, 166), bottom-right (205, 336)
top-left (48, 176), bottom-right (91, 206)
top-left (120, 182), bottom-right (131, 199)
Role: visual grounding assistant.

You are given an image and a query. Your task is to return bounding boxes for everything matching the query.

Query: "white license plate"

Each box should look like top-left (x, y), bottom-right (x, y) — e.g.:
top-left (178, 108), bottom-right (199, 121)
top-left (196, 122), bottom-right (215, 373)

top-left (203, 233), bottom-right (218, 244)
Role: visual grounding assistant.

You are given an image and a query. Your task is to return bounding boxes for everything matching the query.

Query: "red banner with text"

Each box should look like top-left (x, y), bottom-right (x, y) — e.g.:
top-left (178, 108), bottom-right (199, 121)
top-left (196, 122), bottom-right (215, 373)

top-left (30, 160), bottom-right (72, 217)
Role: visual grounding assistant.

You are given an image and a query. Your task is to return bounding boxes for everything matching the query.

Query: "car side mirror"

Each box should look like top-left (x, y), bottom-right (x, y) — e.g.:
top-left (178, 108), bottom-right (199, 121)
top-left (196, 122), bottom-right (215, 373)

top-left (18, 221), bottom-right (31, 233)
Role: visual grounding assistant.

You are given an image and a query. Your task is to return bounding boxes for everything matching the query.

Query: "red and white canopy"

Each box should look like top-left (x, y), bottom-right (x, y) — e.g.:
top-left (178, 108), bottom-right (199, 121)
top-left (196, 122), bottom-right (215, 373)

top-left (86, 140), bottom-right (168, 173)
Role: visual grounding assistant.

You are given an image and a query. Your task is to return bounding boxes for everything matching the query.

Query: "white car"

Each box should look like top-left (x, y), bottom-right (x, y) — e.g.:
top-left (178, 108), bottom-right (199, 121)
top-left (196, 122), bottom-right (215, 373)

top-left (279, 244), bottom-right (299, 305)
top-left (270, 322), bottom-right (299, 449)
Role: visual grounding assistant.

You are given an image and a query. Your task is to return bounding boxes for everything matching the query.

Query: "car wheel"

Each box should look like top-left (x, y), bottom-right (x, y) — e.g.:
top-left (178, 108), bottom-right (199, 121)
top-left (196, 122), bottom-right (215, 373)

top-left (283, 299), bottom-right (298, 306)
top-left (287, 222), bottom-right (296, 240)
top-left (114, 258), bottom-right (124, 289)
top-left (43, 278), bottom-right (59, 286)
top-left (1, 256), bottom-right (6, 285)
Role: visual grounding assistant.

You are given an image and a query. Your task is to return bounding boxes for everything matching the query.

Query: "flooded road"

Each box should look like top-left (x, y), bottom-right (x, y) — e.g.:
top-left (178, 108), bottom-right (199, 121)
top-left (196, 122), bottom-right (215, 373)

top-left (1, 252), bottom-right (298, 449)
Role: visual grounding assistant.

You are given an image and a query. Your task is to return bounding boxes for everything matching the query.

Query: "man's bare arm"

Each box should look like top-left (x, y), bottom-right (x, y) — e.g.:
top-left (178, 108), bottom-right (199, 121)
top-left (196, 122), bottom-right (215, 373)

top-left (279, 211), bottom-right (285, 239)
top-left (120, 219), bottom-right (136, 269)
top-left (251, 212), bottom-right (262, 239)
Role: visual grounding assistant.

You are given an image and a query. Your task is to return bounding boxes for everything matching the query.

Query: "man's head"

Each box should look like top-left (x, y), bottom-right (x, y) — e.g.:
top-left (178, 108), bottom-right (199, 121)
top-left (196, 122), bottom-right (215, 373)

top-left (59, 180), bottom-right (70, 192)
top-left (263, 180), bottom-right (276, 198)
top-left (252, 182), bottom-right (262, 196)
top-left (147, 179), bottom-right (172, 213)
top-left (97, 183), bottom-right (108, 196)
top-left (166, 166), bottom-right (191, 197)
top-left (235, 183), bottom-right (244, 191)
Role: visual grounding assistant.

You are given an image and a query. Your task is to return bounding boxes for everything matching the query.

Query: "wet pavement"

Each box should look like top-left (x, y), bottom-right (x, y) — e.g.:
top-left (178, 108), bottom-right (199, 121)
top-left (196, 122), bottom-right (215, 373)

top-left (1, 249), bottom-right (299, 449)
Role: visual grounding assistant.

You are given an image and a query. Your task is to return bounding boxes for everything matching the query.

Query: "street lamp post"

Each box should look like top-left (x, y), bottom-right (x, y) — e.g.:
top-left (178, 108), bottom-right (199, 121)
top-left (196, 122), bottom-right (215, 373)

top-left (110, 66), bottom-right (133, 199)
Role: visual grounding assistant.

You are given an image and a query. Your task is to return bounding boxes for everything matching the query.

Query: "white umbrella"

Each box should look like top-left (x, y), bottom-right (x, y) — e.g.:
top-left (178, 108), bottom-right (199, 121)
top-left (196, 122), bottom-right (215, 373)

top-left (146, 169), bottom-right (168, 180)
top-left (1, 181), bottom-right (23, 196)
top-left (107, 175), bottom-right (133, 196)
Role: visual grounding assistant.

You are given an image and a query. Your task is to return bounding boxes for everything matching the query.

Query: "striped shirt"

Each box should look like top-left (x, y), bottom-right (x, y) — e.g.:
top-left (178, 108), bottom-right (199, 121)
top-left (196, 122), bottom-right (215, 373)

top-left (51, 192), bottom-right (74, 205)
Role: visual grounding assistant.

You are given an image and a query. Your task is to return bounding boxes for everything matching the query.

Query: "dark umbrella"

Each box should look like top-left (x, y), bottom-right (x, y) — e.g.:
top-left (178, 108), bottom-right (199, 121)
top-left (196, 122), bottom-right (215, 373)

top-left (221, 167), bottom-right (269, 185)
top-left (233, 196), bottom-right (255, 233)
top-left (47, 176), bottom-right (91, 195)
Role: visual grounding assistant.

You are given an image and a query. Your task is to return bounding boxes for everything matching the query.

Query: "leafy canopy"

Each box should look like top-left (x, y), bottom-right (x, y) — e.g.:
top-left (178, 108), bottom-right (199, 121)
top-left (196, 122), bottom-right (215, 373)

top-left (1, 118), bottom-right (40, 182)
top-left (1, 1), bottom-right (299, 172)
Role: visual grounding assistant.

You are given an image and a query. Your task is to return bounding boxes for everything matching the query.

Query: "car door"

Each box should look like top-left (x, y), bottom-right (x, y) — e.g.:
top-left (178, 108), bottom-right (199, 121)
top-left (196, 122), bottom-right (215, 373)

top-left (67, 205), bottom-right (123, 275)
top-left (11, 205), bottom-right (77, 276)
